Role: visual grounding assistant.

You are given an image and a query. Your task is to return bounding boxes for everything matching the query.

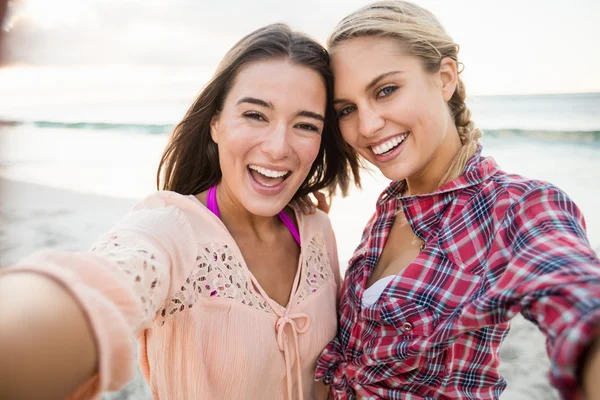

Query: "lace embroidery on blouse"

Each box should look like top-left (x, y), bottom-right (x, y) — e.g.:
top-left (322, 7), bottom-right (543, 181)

top-left (91, 233), bottom-right (163, 324)
top-left (156, 234), bottom-right (332, 326)
top-left (157, 243), bottom-right (272, 326)
top-left (295, 235), bottom-right (331, 305)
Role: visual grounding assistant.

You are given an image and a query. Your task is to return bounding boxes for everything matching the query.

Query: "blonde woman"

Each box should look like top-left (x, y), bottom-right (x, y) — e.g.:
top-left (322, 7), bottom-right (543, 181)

top-left (0, 24), bottom-right (361, 400)
top-left (314, 2), bottom-right (600, 399)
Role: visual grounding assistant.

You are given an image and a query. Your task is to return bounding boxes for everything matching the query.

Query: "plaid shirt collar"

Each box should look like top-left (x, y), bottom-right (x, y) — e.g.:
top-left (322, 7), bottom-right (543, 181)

top-left (375, 145), bottom-right (499, 243)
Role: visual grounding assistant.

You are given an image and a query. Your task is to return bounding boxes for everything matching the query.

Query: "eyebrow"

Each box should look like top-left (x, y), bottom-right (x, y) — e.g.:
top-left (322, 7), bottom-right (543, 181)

top-left (237, 97), bottom-right (324, 122)
top-left (295, 110), bottom-right (324, 122)
top-left (236, 97), bottom-right (274, 109)
top-left (365, 70), bottom-right (403, 92)
top-left (334, 70), bottom-right (404, 105)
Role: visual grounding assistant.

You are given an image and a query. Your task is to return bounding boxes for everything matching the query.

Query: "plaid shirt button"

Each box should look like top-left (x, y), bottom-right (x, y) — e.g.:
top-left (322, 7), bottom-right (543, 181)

top-left (402, 322), bottom-right (413, 331)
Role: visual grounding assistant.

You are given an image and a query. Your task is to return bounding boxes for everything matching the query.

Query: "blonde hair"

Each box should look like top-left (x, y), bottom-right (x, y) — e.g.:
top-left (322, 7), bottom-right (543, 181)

top-left (328, 0), bottom-right (482, 187)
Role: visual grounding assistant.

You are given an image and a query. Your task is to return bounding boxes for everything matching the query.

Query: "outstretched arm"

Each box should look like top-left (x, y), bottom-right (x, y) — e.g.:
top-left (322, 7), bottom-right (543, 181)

top-left (0, 194), bottom-right (197, 399)
top-left (494, 184), bottom-right (600, 399)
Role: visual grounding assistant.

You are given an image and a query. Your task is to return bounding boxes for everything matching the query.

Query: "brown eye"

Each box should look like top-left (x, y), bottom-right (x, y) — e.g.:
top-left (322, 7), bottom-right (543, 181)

top-left (243, 112), bottom-right (266, 121)
top-left (295, 123), bottom-right (319, 132)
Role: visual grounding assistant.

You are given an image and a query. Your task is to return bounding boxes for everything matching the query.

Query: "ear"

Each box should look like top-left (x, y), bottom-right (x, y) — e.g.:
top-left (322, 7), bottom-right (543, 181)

top-left (438, 57), bottom-right (458, 102)
top-left (210, 113), bottom-right (220, 144)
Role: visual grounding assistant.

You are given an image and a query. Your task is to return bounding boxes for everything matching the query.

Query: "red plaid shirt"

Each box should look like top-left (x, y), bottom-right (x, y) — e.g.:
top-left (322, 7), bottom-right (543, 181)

top-left (316, 147), bottom-right (600, 399)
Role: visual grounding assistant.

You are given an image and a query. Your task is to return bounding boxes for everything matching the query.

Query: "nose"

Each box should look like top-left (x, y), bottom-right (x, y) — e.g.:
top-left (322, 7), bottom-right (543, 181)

top-left (261, 122), bottom-right (292, 160)
top-left (358, 103), bottom-right (385, 138)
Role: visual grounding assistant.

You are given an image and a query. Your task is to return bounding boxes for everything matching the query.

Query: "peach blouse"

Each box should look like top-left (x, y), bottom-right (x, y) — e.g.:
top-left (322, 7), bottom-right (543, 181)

top-left (2, 191), bottom-right (341, 399)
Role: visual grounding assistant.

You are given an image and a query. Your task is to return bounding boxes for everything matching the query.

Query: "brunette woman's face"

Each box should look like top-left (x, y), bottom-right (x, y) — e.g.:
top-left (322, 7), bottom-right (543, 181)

top-left (210, 58), bottom-right (326, 216)
top-left (330, 36), bottom-right (457, 182)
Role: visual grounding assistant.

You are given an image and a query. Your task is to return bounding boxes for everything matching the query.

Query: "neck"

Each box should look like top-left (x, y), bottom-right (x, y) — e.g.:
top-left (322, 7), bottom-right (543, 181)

top-left (404, 125), bottom-right (463, 196)
top-left (215, 183), bottom-right (281, 241)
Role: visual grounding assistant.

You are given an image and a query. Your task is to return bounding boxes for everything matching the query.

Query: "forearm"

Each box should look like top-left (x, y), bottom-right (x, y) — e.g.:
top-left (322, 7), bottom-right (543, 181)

top-left (582, 333), bottom-right (600, 400)
top-left (0, 272), bottom-right (97, 400)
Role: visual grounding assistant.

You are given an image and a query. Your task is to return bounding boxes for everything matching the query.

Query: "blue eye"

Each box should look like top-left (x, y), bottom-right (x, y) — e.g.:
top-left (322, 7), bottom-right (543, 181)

top-left (376, 85), bottom-right (398, 98)
top-left (337, 105), bottom-right (357, 118)
top-left (244, 112), bottom-right (266, 121)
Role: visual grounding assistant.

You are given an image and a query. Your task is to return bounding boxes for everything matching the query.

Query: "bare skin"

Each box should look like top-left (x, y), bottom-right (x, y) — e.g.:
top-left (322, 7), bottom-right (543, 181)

top-left (235, 219), bottom-right (300, 307)
top-left (367, 122), bottom-right (462, 287)
top-left (581, 337), bottom-right (600, 400)
top-left (293, 191), bottom-right (331, 215)
top-left (366, 218), bottom-right (421, 288)
top-left (0, 273), bottom-right (97, 400)
top-left (196, 190), bottom-right (300, 307)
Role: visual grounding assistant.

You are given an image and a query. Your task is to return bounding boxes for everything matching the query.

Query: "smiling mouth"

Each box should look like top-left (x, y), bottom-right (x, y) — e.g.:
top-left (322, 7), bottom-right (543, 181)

top-left (370, 132), bottom-right (409, 156)
top-left (248, 165), bottom-right (292, 187)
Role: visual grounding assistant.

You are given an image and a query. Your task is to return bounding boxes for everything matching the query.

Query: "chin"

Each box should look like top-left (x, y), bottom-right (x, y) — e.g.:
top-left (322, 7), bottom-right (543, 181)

top-left (380, 164), bottom-right (413, 182)
top-left (242, 196), bottom-right (290, 217)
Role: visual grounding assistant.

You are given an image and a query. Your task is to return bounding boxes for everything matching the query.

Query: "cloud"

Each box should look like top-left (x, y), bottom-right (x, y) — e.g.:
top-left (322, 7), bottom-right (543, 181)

top-left (2, 0), bottom-right (349, 66)
top-left (2, 0), bottom-right (599, 95)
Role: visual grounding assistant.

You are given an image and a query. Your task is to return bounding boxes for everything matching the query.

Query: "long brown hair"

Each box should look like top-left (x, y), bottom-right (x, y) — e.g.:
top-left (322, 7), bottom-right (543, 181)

top-left (158, 23), bottom-right (360, 198)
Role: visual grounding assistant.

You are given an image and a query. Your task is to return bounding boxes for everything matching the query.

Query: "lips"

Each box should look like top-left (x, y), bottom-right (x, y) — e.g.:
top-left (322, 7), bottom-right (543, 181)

top-left (370, 132), bottom-right (409, 155)
top-left (248, 164), bottom-right (291, 188)
top-left (366, 131), bottom-right (410, 164)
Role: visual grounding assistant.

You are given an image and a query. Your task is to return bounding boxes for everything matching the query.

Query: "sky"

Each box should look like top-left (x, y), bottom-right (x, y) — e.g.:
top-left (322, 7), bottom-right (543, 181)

top-left (1, 0), bottom-right (600, 97)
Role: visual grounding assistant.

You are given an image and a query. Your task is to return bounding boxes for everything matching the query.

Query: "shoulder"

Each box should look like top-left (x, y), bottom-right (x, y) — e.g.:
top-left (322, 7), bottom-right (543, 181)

top-left (485, 170), bottom-right (568, 202)
top-left (133, 191), bottom-right (202, 211)
top-left (112, 191), bottom-right (212, 240)
top-left (300, 210), bottom-right (338, 264)
top-left (482, 174), bottom-right (587, 236)
top-left (130, 191), bottom-right (215, 223)
top-left (475, 170), bottom-right (576, 215)
top-left (297, 208), bottom-right (334, 235)
top-left (485, 172), bottom-right (577, 212)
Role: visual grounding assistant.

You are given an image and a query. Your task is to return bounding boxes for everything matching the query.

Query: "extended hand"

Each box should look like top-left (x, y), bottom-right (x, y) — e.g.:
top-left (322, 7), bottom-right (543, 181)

top-left (292, 191), bottom-right (332, 215)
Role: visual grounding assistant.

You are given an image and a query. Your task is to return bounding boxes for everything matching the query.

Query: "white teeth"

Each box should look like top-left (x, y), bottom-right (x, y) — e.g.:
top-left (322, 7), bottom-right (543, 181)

top-left (248, 165), bottom-right (290, 178)
top-left (371, 133), bottom-right (409, 155)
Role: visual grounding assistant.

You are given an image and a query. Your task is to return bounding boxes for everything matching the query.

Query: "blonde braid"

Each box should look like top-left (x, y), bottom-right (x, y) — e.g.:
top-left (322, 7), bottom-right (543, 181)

top-left (438, 75), bottom-right (482, 187)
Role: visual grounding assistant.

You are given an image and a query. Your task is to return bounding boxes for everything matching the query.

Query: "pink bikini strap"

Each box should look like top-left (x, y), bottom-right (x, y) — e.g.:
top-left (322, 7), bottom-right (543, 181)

top-left (277, 208), bottom-right (301, 246)
top-left (207, 185), bottom-right (300, 245)
top-left (206, 185), bottom-right (221, 219)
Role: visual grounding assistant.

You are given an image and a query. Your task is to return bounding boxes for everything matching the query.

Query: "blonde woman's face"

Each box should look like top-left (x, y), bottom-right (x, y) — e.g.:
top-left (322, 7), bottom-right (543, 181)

top-left (330, 36), bottom-right (457, 183)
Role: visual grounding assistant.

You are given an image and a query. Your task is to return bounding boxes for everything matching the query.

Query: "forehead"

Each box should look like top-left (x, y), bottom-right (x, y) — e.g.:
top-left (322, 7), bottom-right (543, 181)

top-left (330, 37), bottom-right (421, 88)
top-left (226, 58), bottom-right (327, 109)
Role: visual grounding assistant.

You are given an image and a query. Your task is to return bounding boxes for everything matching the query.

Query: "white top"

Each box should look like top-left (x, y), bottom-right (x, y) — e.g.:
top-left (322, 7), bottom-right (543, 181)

top-left (361, 275), bottom-right (396, 308)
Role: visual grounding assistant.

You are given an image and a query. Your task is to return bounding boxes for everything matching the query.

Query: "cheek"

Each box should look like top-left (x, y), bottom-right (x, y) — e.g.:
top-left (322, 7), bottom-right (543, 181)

top-left (297, 136), bottom-right (322, 167)
top-left (220, 126), bottom-right (257, 157)
top-left (402, 90), bottom-right (444, 139)
top-left (393, 88), bottom-right (427, 123)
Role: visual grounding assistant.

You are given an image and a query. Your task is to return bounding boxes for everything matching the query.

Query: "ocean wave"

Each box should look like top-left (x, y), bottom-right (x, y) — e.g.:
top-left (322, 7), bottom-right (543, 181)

top-left (1, 120), bottom-right (174, 134)
top-left (484, 129), bottom-right (600, 143)
top-left (2, 119), bottom-right (600, 142)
